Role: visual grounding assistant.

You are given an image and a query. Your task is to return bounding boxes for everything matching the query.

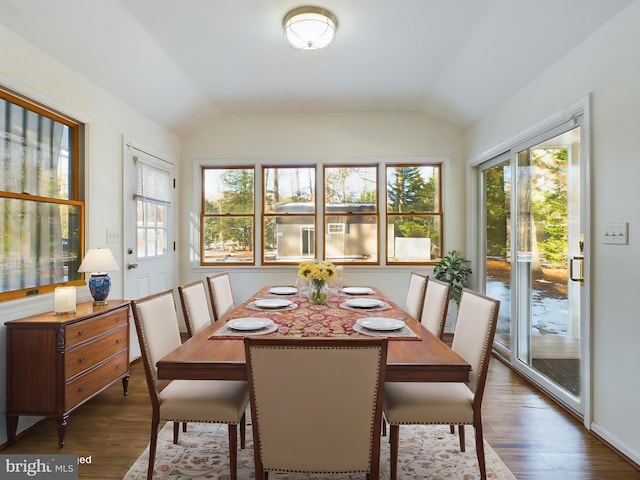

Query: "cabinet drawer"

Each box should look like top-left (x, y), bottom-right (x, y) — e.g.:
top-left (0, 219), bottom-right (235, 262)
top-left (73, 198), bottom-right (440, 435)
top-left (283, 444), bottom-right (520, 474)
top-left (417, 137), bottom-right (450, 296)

top-left (65, 350), bottom-right (128, 411)
top-left (66, 309), bottom-right (128, 348)
top-left (65, 327), bottom-right (127, 379)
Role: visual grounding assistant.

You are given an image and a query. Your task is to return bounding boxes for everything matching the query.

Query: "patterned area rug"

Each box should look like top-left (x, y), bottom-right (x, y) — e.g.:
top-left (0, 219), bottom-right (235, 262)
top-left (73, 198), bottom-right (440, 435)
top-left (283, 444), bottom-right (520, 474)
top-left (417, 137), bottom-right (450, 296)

top-left (123, 419), bottom-right (516, 479)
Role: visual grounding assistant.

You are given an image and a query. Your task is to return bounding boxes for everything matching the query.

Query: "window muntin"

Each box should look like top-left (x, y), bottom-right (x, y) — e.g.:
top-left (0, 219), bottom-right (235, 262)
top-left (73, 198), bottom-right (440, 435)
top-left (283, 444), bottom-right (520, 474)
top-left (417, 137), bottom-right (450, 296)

top-left (202, 167), bottom-right (255, 264)
top-left (386, 165), bottom-right (442, 263)
top-left (324, 165), bottom-right (379, 264)
top-left (0, 90), bottom-right (83, 300)
top-left (263, 166), bottom-right (316, 264)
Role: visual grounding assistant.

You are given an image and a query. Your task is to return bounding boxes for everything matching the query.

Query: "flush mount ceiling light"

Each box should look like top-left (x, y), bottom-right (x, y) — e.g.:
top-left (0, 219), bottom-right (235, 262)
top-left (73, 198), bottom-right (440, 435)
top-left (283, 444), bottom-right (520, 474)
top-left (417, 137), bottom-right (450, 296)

top-left (283, 6), bottom-right (337, 50)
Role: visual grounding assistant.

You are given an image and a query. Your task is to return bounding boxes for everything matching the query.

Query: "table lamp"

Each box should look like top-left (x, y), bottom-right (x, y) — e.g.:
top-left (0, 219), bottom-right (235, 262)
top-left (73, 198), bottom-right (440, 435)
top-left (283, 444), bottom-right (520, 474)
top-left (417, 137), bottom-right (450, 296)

top-left (78, 248), bottom-right (120, 305)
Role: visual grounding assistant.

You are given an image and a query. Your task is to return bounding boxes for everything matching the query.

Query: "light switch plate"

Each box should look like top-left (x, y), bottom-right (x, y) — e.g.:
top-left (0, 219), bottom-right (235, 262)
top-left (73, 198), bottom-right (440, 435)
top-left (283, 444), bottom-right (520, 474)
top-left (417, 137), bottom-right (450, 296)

top-left (602, 223), bottom-right (628, 245)
top-left (106, 229), bottom-right (121, 243)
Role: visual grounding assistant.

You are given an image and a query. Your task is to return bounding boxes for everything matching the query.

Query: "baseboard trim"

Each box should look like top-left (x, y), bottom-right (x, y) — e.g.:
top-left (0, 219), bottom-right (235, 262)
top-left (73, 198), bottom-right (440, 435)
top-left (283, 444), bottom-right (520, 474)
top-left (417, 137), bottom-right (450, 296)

top-left (591, 423), bottom-right (640, 471)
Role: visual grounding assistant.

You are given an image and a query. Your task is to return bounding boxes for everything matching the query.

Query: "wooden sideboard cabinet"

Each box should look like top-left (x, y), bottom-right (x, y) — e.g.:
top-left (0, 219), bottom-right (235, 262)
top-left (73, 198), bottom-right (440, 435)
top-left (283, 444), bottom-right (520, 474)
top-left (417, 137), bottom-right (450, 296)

top-left (5, 300), bottom-right (130, 448)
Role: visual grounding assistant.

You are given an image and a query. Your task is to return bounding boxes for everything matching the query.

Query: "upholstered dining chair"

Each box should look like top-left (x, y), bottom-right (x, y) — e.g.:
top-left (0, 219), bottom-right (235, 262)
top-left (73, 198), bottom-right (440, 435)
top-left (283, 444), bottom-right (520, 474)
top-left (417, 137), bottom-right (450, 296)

top-left (131, 290), bottom-right (248, 480)
top-left (382, 276), bottom-right (453, 437)
top-left (420, 277), bottom-right (451, 340)
top-left (244, 337), bottom-right (388, 480)
top-left (178, 280), bottom-right (213, 337)
top-left (206, 272), bottom-right (235, 320)
top-left (404, 272), bottom-right (428, 319)
top-left (383, 289), bottom-right (500, 480)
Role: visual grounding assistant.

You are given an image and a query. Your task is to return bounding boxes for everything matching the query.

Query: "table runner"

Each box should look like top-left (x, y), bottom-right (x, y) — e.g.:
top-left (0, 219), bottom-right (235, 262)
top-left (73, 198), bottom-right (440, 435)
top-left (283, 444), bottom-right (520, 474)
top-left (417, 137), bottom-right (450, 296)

top-left (209, 287), bottom-right (421, 341)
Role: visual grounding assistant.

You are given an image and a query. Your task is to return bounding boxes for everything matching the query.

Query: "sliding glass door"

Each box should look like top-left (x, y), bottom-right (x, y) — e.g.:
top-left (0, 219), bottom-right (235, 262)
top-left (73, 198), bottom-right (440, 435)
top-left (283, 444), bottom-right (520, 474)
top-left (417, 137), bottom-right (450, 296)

top-left (482, 155), bottom-right (512, 355)
top-left (480, 116), bottom-right (587, 416)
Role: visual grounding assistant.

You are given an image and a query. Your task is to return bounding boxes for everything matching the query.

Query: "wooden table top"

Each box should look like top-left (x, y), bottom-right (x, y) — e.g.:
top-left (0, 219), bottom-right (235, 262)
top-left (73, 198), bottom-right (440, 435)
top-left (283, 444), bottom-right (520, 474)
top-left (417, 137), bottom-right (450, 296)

top-left (157, 286), bottom-right (470, 383)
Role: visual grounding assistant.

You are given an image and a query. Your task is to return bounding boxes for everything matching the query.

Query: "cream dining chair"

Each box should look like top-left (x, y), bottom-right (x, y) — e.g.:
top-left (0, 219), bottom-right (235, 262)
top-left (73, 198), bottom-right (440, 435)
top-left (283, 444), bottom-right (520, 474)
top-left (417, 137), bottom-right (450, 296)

top-left (206, 272), bottom-right (235, 320)
top-left (382, 276), bottom-right (452, 438)
top-left (383, 289), bottom-right (500, 480)
top-left (244, 337), bottom-right (388, 480)
top-left (178, 280), bottom-right (213, 337)
top-left (404, 272), bottom-right (428, 319)
top-left (131, 290), bottom-right (248, 480)
top-left (420, 277), bottom-right (451, 339)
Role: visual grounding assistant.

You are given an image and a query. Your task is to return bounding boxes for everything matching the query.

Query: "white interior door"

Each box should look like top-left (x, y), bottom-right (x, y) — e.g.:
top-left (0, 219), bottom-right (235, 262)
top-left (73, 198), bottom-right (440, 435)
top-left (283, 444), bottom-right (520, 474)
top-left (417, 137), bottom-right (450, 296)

top-left (122, 139), bottom-right (175, 360)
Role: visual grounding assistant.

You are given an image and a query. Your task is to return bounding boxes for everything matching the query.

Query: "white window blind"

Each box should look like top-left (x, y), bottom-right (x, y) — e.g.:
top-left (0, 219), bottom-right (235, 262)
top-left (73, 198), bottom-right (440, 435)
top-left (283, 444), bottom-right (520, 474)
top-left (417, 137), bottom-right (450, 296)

top-left (135, 158), bottom-right (172, 205)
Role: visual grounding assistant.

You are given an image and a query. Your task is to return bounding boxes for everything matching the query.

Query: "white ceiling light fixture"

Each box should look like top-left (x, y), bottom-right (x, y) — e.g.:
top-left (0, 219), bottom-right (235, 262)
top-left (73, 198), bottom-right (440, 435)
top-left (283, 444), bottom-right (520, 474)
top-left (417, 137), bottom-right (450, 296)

top-left (283, 6), bottom-right (337, 50)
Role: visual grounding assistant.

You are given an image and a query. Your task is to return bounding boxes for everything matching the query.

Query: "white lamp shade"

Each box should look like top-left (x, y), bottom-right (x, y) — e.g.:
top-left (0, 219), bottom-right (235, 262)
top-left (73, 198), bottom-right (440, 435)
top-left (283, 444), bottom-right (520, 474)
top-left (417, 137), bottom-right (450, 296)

top-left (283, 6), bottom-right (337, 50)
top-left (78, 248), bottom-right (120, 273)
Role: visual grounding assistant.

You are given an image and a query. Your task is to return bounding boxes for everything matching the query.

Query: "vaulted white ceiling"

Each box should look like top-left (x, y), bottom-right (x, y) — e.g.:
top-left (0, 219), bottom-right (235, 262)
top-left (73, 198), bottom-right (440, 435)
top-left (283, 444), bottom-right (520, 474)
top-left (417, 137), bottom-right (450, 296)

top-left (0, 0), bottom-right (633, 133)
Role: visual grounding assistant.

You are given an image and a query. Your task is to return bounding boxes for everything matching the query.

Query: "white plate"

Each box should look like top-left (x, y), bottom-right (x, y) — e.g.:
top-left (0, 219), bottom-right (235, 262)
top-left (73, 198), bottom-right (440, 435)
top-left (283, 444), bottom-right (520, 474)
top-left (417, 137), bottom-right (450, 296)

top-left (345, 298), bottom-right (383, 309)
top-left (269, 286), bottom-right (298, 295)
top-left (254, 298), bottom-right (293, 309)
top-left (356, 317), bottom-right (405, 331)
top-left (227, 318), bottom-right (274, 331)
top-left (342, 287), bottom-right (374, 295)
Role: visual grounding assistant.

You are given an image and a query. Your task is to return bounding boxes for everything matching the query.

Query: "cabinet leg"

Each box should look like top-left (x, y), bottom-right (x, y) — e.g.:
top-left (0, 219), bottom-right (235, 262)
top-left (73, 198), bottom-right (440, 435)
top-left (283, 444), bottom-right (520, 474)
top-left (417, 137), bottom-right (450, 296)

top-left (122, 373), bottom-right (130, 396)
top-left (57, 415), bottom-right (68, 449)
top-left (6, 415), bottom-right (18, 444)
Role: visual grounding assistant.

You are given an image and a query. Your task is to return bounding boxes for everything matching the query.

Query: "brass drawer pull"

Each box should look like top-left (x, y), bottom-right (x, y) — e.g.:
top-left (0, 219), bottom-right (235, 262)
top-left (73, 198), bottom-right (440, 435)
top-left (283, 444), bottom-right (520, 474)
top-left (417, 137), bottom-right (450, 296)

top-left (79, 357), bottom-right (86, 363)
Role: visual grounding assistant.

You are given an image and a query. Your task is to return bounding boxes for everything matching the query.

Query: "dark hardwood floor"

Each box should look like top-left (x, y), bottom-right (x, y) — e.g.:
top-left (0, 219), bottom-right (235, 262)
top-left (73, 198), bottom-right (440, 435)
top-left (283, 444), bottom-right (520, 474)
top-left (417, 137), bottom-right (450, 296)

top-left (2, 356), bottom-right (639, 479)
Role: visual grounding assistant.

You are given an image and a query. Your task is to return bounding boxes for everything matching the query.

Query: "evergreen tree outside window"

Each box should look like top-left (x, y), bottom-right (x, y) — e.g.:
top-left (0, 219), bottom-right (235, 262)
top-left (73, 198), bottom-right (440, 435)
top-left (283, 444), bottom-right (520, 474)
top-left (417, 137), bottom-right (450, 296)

top-left (201, 167), bottom-right (255, 265)
top-left (386, 164), bottom-right (442, 264)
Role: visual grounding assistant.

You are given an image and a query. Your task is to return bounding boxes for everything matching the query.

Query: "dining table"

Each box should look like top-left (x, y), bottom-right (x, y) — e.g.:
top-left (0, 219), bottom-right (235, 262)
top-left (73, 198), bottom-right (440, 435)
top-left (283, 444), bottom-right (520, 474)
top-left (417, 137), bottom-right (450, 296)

top-left (156, 285), bottom-right (470, 383)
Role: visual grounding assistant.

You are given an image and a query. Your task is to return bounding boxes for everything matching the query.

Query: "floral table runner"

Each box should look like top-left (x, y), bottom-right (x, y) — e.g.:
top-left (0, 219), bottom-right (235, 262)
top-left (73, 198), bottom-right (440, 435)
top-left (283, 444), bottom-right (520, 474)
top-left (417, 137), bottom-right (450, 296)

top-left (209, 287), bottom-right (421, 341)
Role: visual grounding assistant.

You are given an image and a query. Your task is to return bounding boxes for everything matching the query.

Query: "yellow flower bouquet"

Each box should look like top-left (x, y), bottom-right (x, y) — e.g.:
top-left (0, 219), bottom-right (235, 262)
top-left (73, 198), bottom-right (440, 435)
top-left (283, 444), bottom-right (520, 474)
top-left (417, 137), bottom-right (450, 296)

top-left (298, 261), bottom-right (336, 303)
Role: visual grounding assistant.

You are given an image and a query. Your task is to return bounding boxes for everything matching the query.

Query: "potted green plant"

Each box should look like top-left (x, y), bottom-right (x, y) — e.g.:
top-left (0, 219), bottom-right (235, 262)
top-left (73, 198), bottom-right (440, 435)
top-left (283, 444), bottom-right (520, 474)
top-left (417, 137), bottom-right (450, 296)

top-left (433, 250), bottom-right (472, 305)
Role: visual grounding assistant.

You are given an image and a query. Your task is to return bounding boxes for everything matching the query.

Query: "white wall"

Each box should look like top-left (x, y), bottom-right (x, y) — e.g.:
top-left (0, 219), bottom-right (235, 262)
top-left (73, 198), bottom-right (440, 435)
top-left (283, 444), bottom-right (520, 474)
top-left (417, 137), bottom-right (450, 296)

top-left (464, 1), bottom-right (640, 463)
top-left (179, 111), bottom-right (465, 306)
top-left (0, 24), bottom-right (179, 443)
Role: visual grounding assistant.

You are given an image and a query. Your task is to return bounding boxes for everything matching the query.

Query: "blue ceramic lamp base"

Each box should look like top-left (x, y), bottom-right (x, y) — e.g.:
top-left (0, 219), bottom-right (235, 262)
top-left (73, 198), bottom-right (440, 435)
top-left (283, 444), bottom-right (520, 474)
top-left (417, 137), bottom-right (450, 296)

top-left (88, 274), bottom-right (112, 306)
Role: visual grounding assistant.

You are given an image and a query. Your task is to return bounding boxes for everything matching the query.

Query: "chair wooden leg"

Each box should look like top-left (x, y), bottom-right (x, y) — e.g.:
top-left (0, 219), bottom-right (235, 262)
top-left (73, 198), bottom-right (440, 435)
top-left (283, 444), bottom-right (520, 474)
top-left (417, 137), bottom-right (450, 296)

top-left (389, 424), bottom-right (400, 480)
top-left (252, 423), bottom-right (265, 480)
top-left (458, 425), bottom-right (465, 451)
top-left (228, 423), bottom-right (238, 480)
top-left (173, 421), bottom-right (179, 444)
top-left (474, 422), bottom-right (487, 480)
top-left (147, 420), bottom-right (159, 480)
top-left (382, 417), bottom-right (387, 437)
top-left (182, 422), bottom-right (187, 432)
top-left (240, 412), bottom-right (246, 449)
top-left (449, 424), bottom-right (455, 434)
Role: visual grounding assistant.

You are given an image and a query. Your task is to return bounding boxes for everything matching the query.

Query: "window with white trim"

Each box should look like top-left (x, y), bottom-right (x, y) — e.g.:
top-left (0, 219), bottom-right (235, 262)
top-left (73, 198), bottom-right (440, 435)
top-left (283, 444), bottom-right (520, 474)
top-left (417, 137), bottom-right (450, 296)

top-left (135, 159), bottom-right (171, 258)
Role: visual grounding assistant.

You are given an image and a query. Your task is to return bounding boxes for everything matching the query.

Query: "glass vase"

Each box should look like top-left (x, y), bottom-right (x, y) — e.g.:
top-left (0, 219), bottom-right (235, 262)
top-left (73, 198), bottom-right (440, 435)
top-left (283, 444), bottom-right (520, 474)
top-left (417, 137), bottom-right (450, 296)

top-left (308, 279), bottom-right (329, 304)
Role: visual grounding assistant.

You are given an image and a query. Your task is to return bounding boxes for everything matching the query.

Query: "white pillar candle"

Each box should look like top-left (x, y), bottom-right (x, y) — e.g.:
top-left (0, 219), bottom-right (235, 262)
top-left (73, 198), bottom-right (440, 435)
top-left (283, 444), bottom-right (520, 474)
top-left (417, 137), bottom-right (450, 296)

top-left (54, 287), bottom-right (76, 315)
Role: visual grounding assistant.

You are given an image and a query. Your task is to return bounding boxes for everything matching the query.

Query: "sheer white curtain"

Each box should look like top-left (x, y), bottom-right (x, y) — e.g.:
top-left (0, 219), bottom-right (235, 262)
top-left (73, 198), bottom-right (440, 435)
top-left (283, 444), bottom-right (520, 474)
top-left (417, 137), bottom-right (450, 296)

top-left (1, 100), bottom-right (65, 291)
